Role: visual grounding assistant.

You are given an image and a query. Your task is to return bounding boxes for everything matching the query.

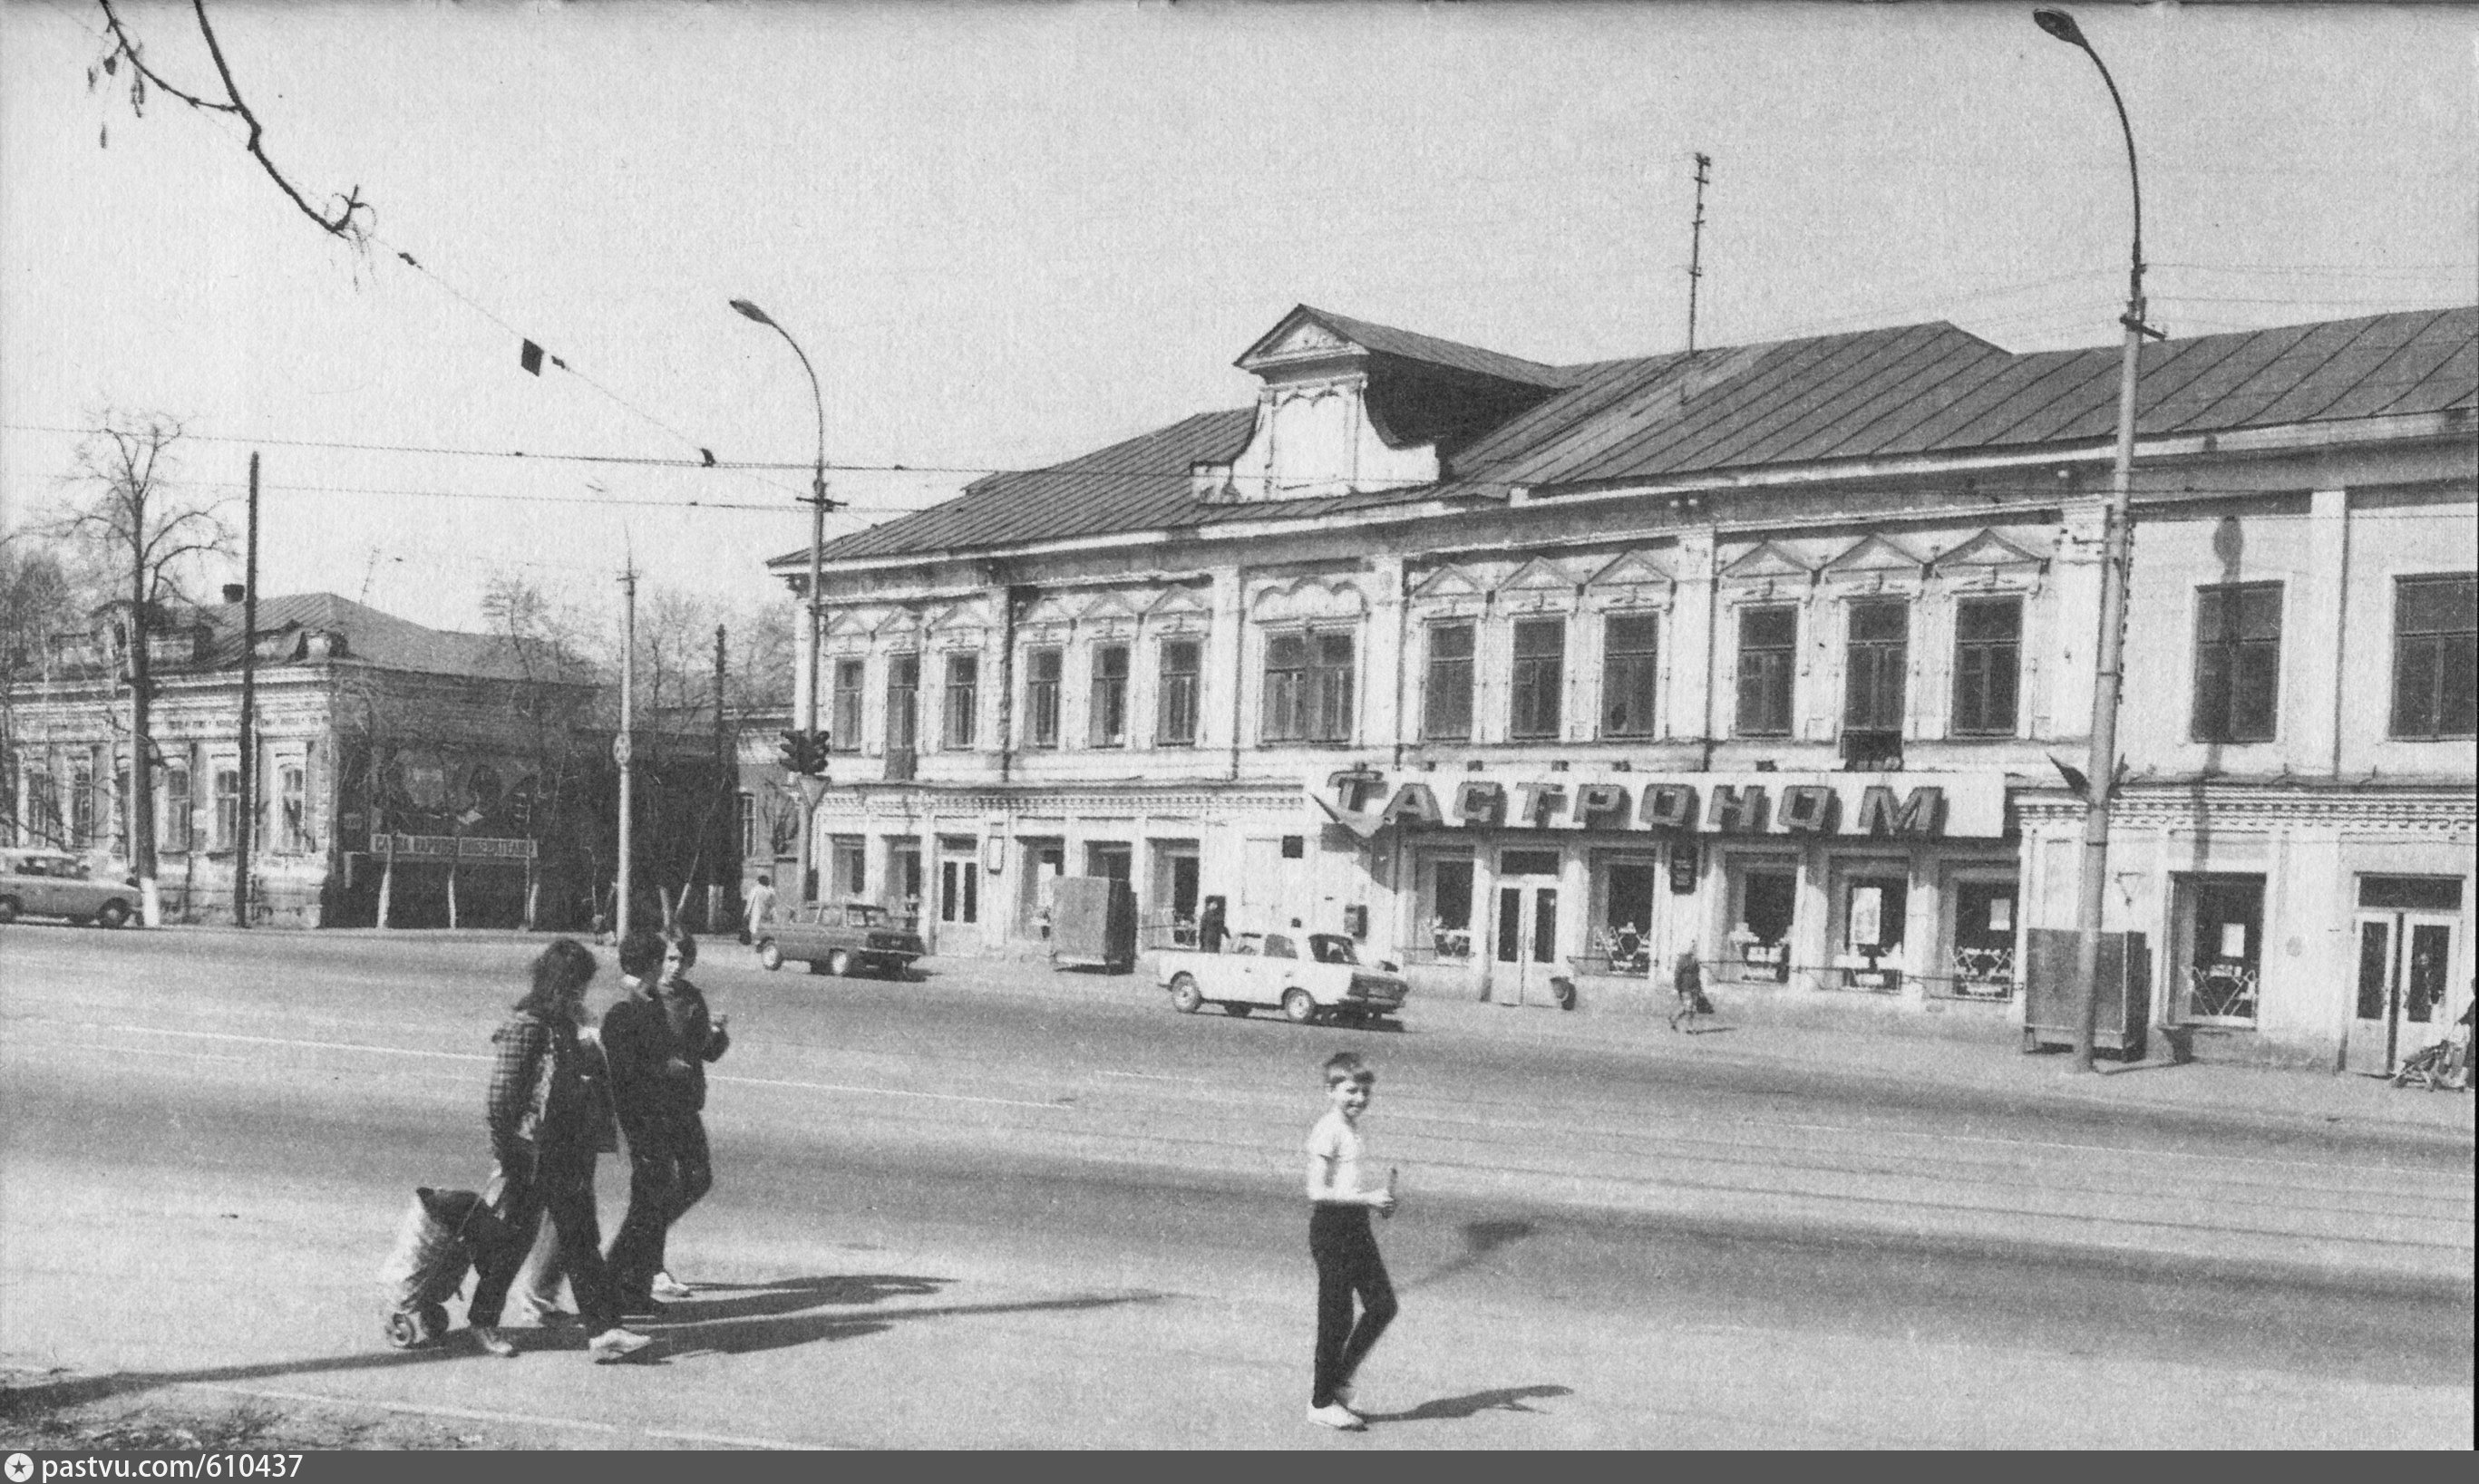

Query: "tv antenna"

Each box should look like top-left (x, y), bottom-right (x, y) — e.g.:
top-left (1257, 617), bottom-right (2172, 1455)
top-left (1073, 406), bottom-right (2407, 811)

top-left (1687, 152), bottom-right (1714, 356)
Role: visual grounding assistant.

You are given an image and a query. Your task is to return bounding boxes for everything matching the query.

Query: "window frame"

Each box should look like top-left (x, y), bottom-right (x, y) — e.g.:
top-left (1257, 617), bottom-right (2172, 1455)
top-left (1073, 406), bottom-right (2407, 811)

top-left (941, 651), bottom-right (979, 751)
top-left (1155, 637), bottom-right (1201, 747)
top-left (1734, 605), bottom-right (1799, 738)
top-left (1421, 620), bottom-right (1476, 742)
top-left (830, 658), bottom-right (865, 753)
top-left (884, 651), bottom-right (920, 753)
top-left (1509, 616), bottom-right (1566, 741)
top-left (1949, 596), bottom-right (2023, 737)
top-left (1599, 610), bottom-right (1659, 739)
top-left (161, 765), bottom-right (192, 853)
top-left (1025, 645), bottom-right (1063, 750)
top-left (277, 761), bottom-right (308, 853)
top-left (1842, 599), bottom-right (1910, 732)
top-left (2388, 573), bottom-right (2476, 740)
top-left (1261, 626), bottom-right (1356, 745)
top-left (1088, 643), bottom-right (1131, 748)
top-left (2190, 582), bottom-right (2283, 744)
top-left (212, 763), bottom-right (241, 851)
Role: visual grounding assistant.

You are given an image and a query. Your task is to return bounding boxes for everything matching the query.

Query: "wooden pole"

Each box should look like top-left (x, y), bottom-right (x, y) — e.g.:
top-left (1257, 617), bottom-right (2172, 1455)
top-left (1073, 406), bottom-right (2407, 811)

top-left (233, 451), bottom-right (260, 926)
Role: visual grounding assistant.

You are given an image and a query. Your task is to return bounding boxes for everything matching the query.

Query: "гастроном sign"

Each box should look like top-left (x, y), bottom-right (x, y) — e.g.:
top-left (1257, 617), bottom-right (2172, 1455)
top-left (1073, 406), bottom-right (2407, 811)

top-left (1315, 769), bottom-right (2008, 839)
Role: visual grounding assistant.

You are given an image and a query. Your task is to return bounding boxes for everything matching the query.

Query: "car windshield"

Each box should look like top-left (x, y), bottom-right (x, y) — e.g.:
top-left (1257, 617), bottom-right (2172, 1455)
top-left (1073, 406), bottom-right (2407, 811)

top-left (1307, 934), bottom-right (1360, 965)
top-left (844, 903), bottom-right (884, 925)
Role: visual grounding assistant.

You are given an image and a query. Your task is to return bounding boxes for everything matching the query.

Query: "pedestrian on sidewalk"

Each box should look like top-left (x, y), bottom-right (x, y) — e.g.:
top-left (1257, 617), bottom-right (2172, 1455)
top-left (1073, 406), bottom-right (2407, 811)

top-left (1304, 1050), bottom-right (1397, 1431)
top-left (467, 938), bottom-right (651, 1363)
top-left (603, 927), bottom-right (732, 1314)
top-left (1668, 946), bottom-right (1712, 1033)
top-left (742, 873), bottom-right (775, 947)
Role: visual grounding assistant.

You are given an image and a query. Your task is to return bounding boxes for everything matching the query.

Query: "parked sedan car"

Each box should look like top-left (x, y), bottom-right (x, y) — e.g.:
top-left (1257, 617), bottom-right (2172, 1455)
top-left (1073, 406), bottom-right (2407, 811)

top-left (753, 900), bottom-right (927, 978)
top-left (1153, 931), bottom-right (1408, 1026)
top-left (0, 849), bottom-right (138, 928)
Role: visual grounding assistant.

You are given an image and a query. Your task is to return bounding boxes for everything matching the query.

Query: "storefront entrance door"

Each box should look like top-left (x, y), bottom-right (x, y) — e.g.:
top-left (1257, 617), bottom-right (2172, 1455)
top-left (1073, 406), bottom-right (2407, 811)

top-left (2348, 912), bottom-right (2457, 1077)
top-left (1493, 880), bottom-right (1559, 1004)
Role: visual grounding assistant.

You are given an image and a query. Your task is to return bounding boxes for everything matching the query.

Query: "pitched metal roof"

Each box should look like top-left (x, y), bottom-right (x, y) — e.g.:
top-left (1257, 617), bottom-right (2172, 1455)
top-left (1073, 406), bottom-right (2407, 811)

top-left (190, 593), bottom-right (595, 684)
top-left (799, 305), bottom-right (2475, 567)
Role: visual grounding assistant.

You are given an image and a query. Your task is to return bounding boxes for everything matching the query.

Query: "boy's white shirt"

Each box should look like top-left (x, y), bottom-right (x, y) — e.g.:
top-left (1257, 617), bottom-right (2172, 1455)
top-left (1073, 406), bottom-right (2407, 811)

top-left (1306, 1107), bottom-right (1366, 1202)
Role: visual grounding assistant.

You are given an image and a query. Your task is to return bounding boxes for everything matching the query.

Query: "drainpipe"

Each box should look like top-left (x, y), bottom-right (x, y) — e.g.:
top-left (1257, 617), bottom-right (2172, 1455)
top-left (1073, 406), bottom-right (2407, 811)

top-left (2325, 491), bottom-right (2351, 780)
top-left (1228, 565), bottom-right (1249, 782)
top-left (998, 578), bottom-right (1026, 784)
top-left (1391, 557), bottom-right (1414, 768)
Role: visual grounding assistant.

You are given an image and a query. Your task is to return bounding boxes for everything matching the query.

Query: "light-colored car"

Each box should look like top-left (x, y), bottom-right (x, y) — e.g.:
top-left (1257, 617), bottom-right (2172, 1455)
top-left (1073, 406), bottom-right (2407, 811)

top-left (753, 900), bottom-right (927, 978)
top-left (1154, 931), bottom-right (1408, 1026)
top-left (0, 849), bottom-right (138, 928)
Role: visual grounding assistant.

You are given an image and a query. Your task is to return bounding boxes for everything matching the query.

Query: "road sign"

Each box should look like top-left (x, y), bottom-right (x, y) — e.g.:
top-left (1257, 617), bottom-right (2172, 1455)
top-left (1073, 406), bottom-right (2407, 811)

top-left (613, 732), bottom-right (633, 766)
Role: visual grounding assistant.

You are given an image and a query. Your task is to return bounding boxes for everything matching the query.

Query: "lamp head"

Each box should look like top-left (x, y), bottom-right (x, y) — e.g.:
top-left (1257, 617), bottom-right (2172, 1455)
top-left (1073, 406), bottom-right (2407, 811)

top-left (2033, 9), bottom-right (2088, 47)
top-left (728, 298), bottom-right (776, 327)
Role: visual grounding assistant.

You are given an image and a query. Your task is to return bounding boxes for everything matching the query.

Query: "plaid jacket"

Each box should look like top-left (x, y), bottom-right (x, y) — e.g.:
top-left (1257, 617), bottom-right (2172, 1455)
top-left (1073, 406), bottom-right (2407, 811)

top-left (485, 1011), bottom-right (617, 1171)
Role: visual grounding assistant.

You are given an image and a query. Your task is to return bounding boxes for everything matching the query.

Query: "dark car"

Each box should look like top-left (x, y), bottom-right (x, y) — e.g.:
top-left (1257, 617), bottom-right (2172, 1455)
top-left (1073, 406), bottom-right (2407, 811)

top-left (753, 900), bottom-right (926, 978)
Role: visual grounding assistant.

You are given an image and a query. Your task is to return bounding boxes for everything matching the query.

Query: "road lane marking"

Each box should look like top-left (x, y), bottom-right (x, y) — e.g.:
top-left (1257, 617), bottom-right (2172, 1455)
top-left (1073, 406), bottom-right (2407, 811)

top-left (725, 1072), bottom-right (1067, 1111)
top-left (74, 1021), bottom-right (1071, 1111)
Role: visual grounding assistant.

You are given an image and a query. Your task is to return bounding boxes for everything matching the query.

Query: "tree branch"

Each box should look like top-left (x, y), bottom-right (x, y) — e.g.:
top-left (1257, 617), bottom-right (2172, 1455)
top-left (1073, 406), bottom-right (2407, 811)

top-left (92, 0), bottom-right (372, 247)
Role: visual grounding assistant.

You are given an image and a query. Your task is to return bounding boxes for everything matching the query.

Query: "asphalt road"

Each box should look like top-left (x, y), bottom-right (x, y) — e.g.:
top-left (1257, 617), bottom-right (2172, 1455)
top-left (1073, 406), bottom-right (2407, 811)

top-left (3, 926), bottom-right (2470, 1449)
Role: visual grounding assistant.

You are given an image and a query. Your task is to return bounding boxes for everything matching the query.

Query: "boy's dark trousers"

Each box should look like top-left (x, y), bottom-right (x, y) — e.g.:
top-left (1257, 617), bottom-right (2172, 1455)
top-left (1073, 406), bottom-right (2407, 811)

top-left (1309, 1204), bottom-right (1397, 1407)
top-left (606, 1113), bottom-right (713, 1302)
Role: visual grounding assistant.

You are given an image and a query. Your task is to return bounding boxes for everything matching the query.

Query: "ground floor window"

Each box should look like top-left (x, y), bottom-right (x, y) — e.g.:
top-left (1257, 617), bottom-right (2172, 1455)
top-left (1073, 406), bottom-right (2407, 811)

top-left (1830, 861), bottom-right (1909, 992)
top-left (1084, 841), bottom-right (1132, 882)
top-left (1940, 875), bottom-right (2018, 1001)
top-left (2175, 873), bottom-right (2265, 1025)
top-left (1148, 845), bottom-right (1200, 946)
top-left (886, 839), bottom-right (923, 923)
top-left (1016, 839), bottom-right (1065, 938)
top-left (1588, 853), bottom-right (1659, 975)
top-left (1416, 854), bottom-right (1474, 961)
top-left (1725, 858), bottom-right (1798, 982)
top-left (830, 836), bottom-right (867, 900)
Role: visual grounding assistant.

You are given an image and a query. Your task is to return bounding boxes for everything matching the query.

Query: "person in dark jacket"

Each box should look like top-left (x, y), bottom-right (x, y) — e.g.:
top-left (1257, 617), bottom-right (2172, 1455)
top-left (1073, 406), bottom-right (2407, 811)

top-left (467, 938), bottom-right (650, 1362)
top-left (602, 928), bottom-right (731, 1312)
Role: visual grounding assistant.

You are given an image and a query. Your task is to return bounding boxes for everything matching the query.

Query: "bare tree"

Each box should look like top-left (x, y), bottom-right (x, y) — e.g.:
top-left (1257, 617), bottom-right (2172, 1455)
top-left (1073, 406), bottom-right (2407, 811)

top-left (91, 0), bottom-right (373, 248)
top-left (0, 537), bottom-right (82, 843)
top-left (52, 413), bottom-right (233, 909)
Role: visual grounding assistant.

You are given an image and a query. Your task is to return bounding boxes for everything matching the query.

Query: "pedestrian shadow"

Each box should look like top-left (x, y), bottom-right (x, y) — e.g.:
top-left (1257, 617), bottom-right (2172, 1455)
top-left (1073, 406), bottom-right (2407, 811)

top-left (1402, 1219), bottom-right (1536, 1293)
top-left (1363, 1384), bottom-right (1570, 1424)
top-left (652, 1285), bottom-right (1170, 1359)
top-left (635, 1274), bottom-right (948, 1323)
top-left (1681, 1023), bottom-right (1737, 1036)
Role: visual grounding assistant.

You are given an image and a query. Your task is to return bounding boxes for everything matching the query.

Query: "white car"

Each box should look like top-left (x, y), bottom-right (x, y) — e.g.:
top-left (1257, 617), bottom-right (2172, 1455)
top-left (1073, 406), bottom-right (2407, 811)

top-left (0, 849), bottom-right (138, 928)
top-left (1153, 931), bottom-right (1408, 1027)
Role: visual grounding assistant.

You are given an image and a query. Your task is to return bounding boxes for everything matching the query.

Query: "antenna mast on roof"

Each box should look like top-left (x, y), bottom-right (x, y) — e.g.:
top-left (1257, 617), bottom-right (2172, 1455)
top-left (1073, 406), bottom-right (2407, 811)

top-left (1686, 152), bottom-right (1714, 357)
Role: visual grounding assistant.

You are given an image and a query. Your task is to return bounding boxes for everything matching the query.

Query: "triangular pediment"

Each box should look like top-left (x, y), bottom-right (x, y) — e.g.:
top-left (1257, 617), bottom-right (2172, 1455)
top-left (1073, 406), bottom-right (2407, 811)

top-left (1934, 528), bottom-right (2046, 570)
top-left (823, 608), bottom-right (878, 638)
top-left (1023, 594), bottom-right (1082, 628)
top-left (1236, 308), bottom-right (1366, 373)
top-left (1146, 587), bottom-right (1211, 618)
top-left (1076, 592), bottom-right (1142, 626)
top-left (1412, 565), bottom-right (1486, 602)
top-left (1495, 557), bottom-right (1577, 596)
top-left (1587, 550), bottom-right (1676, 591)
top-left (1719, 541), bottom-right (1816, 581)
top-left (927, 597), bottom-right (995, 633)
top-left (872, 607), bottom-right (923, 637)
top-left (1824, 534), bottom-right (1928, 576)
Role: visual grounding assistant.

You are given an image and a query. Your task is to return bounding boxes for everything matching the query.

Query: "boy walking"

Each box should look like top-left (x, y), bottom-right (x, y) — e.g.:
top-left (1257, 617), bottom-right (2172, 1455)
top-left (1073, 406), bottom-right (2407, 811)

top-left (1304, 1051), bottom-right (1397, 1431)
top-left (602, 928), bottom-right (731, 1313)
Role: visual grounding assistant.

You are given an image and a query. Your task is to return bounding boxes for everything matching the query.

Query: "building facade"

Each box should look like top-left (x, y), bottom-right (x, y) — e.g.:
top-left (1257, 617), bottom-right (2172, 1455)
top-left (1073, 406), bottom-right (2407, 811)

top-left (772, 305), bottom-right (2475, 1070)
top-left (6, 591), bottom-right (721, 930)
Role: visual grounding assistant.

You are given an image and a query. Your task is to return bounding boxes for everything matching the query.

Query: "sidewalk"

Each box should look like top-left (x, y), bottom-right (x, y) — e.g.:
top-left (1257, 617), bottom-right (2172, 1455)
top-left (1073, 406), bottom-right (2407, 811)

top-left (909, 949), bottom-right (2477, 1150)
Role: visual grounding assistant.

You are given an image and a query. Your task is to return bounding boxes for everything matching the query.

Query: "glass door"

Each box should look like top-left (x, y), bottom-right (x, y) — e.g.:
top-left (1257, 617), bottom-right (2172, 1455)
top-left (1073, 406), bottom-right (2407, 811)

top-left (1493, 881), bottom-right (1559, 1004)
top-left (2349, 912), bottom-right (2457, 1076)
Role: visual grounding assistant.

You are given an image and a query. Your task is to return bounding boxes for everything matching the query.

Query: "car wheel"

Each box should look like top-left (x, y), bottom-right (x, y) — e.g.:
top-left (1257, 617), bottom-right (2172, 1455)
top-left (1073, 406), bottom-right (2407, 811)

top-left (1282, 988), bottom-right (1317, 1024)
top-left (1222, 1003), bottom-right (1252, 1018)
top-left (1169, 974), bottom-right (1203, 1014)
top-left (755, 939), bottom-right (783, 971)
top-left (0, 896), bottom-right (18, 925)
top-left (95, 900), bottom-right (131, 929)
top-left (825, 948), bottom-right (853, 978)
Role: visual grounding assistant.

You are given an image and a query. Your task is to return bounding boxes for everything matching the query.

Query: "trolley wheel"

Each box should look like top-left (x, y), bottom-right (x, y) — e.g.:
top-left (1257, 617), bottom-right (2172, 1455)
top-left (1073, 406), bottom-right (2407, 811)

top-left (1282, 988), bottom-right (1317, 1024)
top-left (754, 938), bottom-right (783, 971)
top-left (384, 1310), bottom-right (423, 1350)
top-left (1169, 974), bottom-right (1203, 1014)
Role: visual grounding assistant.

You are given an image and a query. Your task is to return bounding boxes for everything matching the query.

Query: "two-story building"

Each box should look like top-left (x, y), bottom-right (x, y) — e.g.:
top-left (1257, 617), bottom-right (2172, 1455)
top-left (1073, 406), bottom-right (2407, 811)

top-left (771, 303), bottom-right (2474, 1069)
top-left (7, 590), bottom-right (724, 930)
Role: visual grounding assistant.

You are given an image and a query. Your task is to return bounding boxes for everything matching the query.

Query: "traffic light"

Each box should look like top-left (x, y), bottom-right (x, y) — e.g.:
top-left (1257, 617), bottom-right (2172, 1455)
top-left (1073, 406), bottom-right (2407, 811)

top-left (777, 729), bottom-right (830, 778)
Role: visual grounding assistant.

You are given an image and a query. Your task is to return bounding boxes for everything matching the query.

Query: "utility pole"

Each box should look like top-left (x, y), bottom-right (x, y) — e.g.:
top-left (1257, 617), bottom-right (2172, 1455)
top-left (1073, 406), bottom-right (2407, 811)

top-left (714, 621), bottom-right (733, 935)
top-left (1686, 152), bottom-right (1714, 356)
top-left (616, 559), bottom-right (637, 943)
top-left (2036, 8), bottom-right (2165, 1072)
top-left (233, 451), bottom-right (259, 927)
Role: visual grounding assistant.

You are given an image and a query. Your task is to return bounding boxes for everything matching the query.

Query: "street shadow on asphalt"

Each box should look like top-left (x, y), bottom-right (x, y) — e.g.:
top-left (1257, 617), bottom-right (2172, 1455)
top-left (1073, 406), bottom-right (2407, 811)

top-left (647, 1281), bottom-right (1171, 1359)
top-left (1361, 1384), bottom-right (1571, 1424)
top-left (1401, 1218), bottom-right (1538, 1294)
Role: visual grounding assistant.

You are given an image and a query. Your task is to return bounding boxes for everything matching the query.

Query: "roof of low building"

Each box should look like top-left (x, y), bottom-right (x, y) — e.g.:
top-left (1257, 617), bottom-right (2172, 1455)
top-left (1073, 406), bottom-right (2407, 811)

top-left (88, 593), bottom-right (599, 686)
top-left (785, 304), bottom-right (2475, 567)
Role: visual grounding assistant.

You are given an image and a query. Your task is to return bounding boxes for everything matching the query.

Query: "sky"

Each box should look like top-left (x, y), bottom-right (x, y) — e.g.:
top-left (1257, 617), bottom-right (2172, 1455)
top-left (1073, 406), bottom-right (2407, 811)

top-left (3, 1), bottom-right (2473, 641)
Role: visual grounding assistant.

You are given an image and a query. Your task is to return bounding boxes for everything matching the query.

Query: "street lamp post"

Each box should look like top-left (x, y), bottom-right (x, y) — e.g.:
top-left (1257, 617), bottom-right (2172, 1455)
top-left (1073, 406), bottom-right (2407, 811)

top-left (732, 297), bottom-right (838, 905)
top-left (2035, 8), bottom-right (2163, 1072)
